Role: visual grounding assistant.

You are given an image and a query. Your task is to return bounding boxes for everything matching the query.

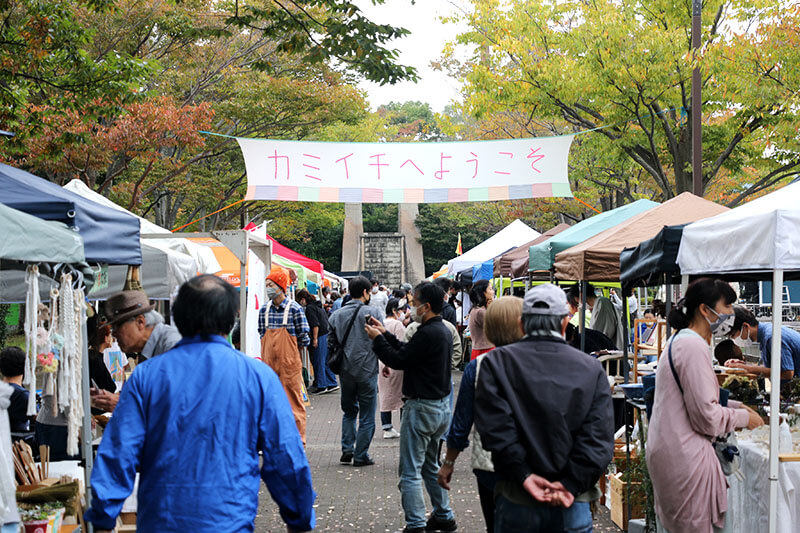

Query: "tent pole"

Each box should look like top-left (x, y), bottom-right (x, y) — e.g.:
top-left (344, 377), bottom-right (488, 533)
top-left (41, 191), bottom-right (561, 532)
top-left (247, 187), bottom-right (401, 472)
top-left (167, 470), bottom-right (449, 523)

top-left (240, 259), bottom-right (248, 355)
top-left (80, 319), bottom-right (94, 533)
top-left (580, 281), bottom-right (587, 353)
top-left (665, 283), bottom-right (672, 338)
top-left (622, 294), bottom-right (630, 384)
top-left (768, 269), bottom-right (783, 533)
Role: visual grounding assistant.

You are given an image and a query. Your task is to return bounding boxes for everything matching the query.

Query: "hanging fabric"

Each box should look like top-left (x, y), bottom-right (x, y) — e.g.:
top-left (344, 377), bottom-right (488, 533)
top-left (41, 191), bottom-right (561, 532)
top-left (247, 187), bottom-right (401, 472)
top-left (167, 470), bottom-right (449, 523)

top-left (23, 266), bottom-right (40, 416)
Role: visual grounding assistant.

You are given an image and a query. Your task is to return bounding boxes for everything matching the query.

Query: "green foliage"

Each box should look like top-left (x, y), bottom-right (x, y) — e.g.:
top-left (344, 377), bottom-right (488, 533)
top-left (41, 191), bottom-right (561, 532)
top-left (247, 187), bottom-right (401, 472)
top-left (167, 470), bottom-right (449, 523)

top-left (0, 305), bottom-right (9, 350)
top-left (224, 0), bottom-right (417, 85)
top-left (447, 0), bottom-right (800, 204)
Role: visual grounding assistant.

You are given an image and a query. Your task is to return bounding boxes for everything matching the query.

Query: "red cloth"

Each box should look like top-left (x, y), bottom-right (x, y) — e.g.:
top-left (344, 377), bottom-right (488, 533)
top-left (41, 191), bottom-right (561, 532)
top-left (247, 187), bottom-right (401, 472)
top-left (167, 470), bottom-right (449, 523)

top-left (471, 347), bottom-right (493, 361)
top-left (265, 234), bottom-right (324, 276)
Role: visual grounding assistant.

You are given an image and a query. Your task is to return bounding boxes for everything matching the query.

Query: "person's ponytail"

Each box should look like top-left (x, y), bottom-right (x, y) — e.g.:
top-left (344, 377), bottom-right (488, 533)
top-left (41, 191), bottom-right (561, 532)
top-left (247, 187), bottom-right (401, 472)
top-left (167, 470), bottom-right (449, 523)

top-left (668, 298), bottom-right (691, 331)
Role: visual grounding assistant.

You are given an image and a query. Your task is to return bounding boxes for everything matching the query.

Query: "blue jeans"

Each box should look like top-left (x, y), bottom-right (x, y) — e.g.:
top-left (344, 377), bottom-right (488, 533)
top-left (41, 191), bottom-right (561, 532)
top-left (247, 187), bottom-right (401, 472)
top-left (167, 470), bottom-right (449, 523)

top-left (495, 494), bottom-right (592, 533)
top-left (340, 374), bottom-right (377, 462)
top-left (398, 397), bottom-right (455, 529)
top-left (312, 334), bottom-right (337, 388)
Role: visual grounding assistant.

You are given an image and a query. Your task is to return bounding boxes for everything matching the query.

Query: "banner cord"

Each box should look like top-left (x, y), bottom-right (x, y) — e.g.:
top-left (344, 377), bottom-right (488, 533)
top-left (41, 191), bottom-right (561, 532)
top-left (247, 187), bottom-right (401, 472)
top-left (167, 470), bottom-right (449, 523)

top-left (171, 198), bottom-right (246, 232)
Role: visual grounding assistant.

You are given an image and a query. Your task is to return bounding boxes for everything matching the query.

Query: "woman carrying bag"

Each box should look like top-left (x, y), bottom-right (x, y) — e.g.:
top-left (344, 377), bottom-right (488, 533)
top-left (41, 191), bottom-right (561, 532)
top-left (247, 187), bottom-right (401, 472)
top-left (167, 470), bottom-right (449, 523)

top-left (647, 278), bottom-right (763, 533)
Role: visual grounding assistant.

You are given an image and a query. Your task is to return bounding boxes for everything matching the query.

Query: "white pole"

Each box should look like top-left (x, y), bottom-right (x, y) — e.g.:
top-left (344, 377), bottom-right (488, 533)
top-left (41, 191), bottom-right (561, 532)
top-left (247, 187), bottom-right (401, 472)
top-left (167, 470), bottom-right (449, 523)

top-left (768, 269), bottom-right (783, 533)
top-left (240, 260), bottom-right (247, 355)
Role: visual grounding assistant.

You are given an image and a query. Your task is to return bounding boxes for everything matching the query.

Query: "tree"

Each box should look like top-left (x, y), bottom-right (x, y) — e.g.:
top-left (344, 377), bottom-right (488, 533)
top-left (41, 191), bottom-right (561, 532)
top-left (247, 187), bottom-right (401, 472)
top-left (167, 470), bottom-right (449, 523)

top-left (2, 0), bottom-right (418, 233)
top-left (447, 0), bottom-right (800, 204)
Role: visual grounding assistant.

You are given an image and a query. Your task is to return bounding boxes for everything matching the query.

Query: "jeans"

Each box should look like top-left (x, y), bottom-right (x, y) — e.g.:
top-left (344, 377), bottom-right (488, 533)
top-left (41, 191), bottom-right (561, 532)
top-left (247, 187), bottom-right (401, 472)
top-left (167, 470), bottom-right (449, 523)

top-left (398, 397), bottom-right (455, 529)
top-left (494, 494), bottom-right (592, 533)
top-left (340, 374), bottom-right (377, 462)
top-left (311, 334), bottom-right (337, 388)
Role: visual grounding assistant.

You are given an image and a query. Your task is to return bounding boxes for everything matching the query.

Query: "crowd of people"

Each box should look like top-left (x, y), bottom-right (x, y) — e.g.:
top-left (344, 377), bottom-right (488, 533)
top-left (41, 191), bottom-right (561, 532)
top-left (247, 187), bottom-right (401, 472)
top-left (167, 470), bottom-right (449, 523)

top-left (0, 269), bottom-right (779, 533)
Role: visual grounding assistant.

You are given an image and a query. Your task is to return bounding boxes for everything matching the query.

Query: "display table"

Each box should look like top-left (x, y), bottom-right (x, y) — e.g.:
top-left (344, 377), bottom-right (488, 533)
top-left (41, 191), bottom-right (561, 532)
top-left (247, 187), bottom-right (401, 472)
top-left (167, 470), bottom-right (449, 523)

top-left (724, 439), bottom-right (800, 532)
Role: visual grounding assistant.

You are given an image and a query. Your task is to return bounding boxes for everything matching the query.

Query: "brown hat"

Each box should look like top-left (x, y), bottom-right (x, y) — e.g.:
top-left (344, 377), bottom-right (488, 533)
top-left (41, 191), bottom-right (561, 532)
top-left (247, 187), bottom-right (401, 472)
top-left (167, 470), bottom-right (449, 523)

top-left (105, 290), bottom-right (153, 325)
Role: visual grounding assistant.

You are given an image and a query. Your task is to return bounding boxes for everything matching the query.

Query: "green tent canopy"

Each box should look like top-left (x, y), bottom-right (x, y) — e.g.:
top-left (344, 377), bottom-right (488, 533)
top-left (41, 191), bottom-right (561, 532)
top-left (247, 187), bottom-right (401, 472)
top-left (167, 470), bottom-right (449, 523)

top-left (528, 199), bottom-right (659, 272)
top-left (0, 202), bottom-right (84, 263)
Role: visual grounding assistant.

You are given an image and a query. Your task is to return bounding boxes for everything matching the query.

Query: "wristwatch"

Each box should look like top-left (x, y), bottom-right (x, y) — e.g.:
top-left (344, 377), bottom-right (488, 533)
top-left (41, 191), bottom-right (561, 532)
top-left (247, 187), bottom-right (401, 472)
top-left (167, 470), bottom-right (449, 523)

top-left (442, 459), bottom-right (455, 467)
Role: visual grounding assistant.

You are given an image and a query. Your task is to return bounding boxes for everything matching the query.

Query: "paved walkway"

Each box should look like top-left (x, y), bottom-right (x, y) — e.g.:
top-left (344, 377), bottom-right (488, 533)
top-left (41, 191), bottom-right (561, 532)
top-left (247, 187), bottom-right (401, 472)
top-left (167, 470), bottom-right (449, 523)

top-left (256, 371), bottom-right (622, 532)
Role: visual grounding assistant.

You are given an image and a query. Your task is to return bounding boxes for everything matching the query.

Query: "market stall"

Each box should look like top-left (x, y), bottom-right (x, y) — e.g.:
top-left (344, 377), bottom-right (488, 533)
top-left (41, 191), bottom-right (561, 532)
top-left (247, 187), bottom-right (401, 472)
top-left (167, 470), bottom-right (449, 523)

top-left (528, 199), bottom-right (658, 274)
top-left (447, 219), bottom-right (540, 276)
top-left (0, 202), bottom-right (105, 532)
top-left (494, 223), bottom-right (570, 278)
top-left (677, 180), bottom-right (800, 533)
top-left (0, 164), bottom-right (142, 265)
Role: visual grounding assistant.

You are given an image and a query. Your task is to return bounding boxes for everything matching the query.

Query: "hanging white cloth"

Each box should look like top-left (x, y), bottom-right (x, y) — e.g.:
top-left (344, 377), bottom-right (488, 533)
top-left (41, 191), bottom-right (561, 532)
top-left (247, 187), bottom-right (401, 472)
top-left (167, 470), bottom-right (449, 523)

top-left (23, 265), bottom-right (40, 416)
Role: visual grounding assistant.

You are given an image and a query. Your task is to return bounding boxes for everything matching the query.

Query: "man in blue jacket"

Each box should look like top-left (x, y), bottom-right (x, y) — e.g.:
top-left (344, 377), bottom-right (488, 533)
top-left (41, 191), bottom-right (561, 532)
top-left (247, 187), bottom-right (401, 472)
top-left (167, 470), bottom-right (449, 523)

top-left (85, 275), bottom-right (315, 533)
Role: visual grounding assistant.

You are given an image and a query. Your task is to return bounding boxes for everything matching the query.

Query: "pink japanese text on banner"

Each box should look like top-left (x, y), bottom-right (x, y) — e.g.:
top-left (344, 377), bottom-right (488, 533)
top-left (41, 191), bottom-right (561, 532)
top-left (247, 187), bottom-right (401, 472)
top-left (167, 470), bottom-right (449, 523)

top-left (236, 136), bottom-right (575, 203)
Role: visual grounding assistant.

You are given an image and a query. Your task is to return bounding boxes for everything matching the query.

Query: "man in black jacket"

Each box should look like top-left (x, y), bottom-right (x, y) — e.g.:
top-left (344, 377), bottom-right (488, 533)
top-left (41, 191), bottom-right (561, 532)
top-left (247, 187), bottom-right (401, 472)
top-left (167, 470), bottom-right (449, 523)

top-left (474, 284), bottom-right (613, 533)
top-left (366, 282), bottom-right (457, 533)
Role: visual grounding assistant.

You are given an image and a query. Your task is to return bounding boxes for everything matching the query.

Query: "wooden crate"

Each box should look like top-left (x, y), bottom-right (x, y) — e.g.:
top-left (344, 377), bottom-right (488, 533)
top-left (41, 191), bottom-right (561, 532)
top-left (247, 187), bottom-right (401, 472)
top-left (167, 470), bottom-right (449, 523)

top-left (609, 473), bottom-right (644, 531)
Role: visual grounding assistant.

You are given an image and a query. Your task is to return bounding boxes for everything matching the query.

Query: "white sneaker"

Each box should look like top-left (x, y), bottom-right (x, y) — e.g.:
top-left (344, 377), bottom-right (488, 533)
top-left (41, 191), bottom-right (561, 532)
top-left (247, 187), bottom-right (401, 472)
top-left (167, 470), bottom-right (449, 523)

top-left (383, 428), bottom-right (400, 439)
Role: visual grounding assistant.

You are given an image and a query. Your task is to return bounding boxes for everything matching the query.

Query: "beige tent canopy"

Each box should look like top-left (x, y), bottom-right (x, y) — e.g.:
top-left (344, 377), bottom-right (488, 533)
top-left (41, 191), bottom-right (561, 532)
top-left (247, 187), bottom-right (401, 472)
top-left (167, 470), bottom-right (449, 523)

top-left (554, 192), bottom-right (729, 281)
top-left (494, 223), bottom-right (571, 278)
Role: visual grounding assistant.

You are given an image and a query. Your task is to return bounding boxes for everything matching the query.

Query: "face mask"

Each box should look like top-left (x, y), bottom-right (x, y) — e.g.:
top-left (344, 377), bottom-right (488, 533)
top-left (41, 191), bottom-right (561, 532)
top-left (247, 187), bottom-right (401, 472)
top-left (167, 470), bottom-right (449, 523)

top-left (411, 306), bottom-right (424, 324)
top-left (399, 298), bottom-right (407, 307)
top-left (706, 306), bottom-right (735, 336)
top-left (733, 326), bottom-right (752, 347)
top-left (371, 287), bottom-right (379, 294)
top-left (266, 287), bottom-right (280, 301)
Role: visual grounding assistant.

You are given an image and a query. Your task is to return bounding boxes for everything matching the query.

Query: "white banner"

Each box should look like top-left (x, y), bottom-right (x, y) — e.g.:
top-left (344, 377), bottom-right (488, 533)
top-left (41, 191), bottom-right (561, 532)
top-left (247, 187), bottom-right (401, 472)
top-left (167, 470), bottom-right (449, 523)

top-left (237, 135), bottom-right (574, 203)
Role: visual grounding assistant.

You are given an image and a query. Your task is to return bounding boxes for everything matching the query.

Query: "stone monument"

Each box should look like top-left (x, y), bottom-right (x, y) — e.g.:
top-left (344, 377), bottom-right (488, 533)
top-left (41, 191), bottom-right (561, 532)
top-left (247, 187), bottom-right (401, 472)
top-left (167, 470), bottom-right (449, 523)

top-left (340, 203), bottom-right (426, 285)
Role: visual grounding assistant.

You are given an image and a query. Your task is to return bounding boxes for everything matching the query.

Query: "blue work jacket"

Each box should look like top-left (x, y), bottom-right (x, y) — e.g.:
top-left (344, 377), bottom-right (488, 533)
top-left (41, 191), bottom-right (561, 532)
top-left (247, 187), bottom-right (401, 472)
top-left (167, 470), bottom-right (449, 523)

top-left (85, 335), bottom-right (315, 532)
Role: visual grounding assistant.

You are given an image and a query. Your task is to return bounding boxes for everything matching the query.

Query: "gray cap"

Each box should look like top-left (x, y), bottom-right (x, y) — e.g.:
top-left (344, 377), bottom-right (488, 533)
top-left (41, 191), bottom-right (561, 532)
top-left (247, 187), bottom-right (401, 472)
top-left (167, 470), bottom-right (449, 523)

top-left (523, 284), bottom-right (570, 316)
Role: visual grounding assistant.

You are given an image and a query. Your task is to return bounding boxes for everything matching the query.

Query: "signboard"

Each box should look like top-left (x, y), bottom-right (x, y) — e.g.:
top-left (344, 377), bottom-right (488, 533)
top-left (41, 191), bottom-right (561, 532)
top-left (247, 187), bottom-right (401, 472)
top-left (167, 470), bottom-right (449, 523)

top-left (237, 135), bottom-right (574, 203)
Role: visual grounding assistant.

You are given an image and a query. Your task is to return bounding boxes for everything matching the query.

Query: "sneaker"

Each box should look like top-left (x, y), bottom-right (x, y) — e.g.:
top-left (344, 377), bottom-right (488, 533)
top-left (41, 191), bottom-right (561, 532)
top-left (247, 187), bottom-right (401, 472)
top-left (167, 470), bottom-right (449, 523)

top-left (352, 456), bottom-right (375, 467)
top-left (403, 528), bottom-right (425, 533)
top-left (308, 386), bottom-right (324, 395)
top-left (425, 516), bottom-right (457, 532)
top-left (383, 428), bottom-right (401, 439)
top-left (339, 452), bottom-right (353, 464)
top-left (323, 385), bottom-right (340, 393)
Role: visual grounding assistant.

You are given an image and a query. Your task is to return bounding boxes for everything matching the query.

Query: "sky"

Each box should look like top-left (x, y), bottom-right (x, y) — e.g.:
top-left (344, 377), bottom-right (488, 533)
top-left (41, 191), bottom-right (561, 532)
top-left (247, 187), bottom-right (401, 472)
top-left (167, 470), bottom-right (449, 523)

top-left (355, 0), bottom-right (470, 113)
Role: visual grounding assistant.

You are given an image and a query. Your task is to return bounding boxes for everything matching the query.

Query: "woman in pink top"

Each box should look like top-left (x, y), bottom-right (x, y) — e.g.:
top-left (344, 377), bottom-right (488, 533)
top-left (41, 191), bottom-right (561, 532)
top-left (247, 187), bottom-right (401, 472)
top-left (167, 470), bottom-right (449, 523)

top-left (647, 278), bottom-right (763, 532)
top-left (468, 280), bottom-right (495, 360)
top-left (379, 298), bottom-right (406, 439)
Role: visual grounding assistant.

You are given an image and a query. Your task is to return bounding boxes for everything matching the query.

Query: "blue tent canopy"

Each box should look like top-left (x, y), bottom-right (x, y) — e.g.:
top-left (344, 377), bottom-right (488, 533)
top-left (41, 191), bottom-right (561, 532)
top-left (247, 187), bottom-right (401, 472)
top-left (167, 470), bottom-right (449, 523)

top-left (0, 163), bottom-right (142, 265)
top-left (471, 260), bottom-right (494, 282)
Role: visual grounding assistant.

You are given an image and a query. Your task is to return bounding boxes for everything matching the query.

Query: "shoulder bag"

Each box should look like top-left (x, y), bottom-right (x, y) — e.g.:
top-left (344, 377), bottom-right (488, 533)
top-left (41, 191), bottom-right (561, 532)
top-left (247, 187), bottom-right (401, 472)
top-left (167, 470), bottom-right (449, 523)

top-left (327, 304), bottom-right (361, 375)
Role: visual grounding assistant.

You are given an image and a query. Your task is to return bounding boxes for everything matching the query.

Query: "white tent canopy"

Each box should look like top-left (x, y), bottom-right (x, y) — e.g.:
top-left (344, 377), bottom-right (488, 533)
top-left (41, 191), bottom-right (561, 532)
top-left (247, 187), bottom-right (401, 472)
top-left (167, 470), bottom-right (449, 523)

top-left (63, 180), bottom-right (221, 275)
top-left (677, 180), bottom-right (800, 533)
top-left (447, 219), bottom-right (541, 275)
top-left (677, 180), bottom-right (800, 274)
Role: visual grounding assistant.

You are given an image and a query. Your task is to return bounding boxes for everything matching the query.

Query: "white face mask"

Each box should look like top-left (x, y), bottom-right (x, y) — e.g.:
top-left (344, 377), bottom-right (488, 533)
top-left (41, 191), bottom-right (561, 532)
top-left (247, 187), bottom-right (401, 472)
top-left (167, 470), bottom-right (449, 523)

top-left (266, 287), bottom-right (280, 301)
top-left (371, 287), bottom-right (379, 294)
top-left (733, 326), bottom-right (752, 347)
top-left (399, 298), bottom-right (407, 307)
top-left (411, 306), bottom-right (424, 324)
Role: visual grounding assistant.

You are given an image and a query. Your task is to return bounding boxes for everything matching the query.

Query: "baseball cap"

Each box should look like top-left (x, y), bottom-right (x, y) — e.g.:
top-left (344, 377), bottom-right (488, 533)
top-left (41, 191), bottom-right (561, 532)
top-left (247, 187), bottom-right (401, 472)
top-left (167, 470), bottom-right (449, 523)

top-left (523, 284), bottom-right (570, 316)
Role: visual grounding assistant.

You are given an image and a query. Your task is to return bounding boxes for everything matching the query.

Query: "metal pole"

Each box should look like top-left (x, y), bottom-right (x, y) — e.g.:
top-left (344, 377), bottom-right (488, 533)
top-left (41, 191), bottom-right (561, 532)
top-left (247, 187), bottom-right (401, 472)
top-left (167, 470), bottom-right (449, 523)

top-left (80, 319), bottom-right (94, 533)
top-left (580, 281), bottom-right (587, 353)
top-left (240, 259), bottom-right (247, 355)
top-left (665, 283), bottom-right (673, 338)
top-left (768, 269), bottom-right (783, 533)
top-left (622, 295), bottom-right (630, 384)
top-left (692, 0), bottom-right (703, 196)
